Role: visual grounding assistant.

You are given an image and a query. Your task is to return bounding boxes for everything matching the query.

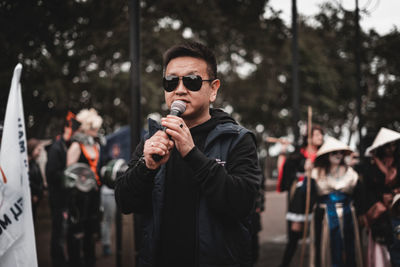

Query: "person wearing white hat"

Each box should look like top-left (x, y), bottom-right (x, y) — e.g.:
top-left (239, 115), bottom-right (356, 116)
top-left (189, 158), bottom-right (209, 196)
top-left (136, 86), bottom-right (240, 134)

top-left (278, 125), bottom-right (324, 267)
top-left (363, 127), bottom-right (400, 267)
top-left (295, 136), bottom-right (365, 267)
top-left (365, 127), bottom-right (400, 157)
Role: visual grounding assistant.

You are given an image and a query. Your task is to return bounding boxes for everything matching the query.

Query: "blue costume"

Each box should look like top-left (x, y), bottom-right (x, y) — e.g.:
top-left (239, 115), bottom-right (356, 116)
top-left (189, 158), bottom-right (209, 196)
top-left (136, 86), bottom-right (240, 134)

top-left (297, 167), bottom-right (364, 267)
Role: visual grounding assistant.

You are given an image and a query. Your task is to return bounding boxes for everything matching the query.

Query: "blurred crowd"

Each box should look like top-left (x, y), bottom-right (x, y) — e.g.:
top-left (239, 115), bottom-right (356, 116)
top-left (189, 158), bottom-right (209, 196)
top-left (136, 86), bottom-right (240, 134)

top-left (275, 125), bottom-right (400, 267)
top-left (6, 109), bottom-right (126, 267)
top-left (2, 107), bottom-right (400, 267)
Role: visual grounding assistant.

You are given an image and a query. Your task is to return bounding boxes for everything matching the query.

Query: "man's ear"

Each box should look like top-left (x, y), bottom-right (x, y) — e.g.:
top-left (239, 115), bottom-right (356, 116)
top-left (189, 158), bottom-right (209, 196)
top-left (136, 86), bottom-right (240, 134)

top-left (209, 79), bottom-right (220, 103)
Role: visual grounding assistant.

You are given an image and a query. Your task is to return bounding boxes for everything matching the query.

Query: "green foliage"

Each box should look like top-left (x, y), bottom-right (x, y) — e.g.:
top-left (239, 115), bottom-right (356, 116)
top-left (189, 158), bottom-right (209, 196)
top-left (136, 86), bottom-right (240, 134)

top-left (0, 0), bottom-right (399, 144)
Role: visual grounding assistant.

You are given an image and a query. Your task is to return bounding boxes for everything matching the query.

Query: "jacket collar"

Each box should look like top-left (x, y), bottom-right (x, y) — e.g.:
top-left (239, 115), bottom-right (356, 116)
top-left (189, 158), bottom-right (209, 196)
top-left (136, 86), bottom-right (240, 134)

top-left (148, 118), bottom-right (242, 151)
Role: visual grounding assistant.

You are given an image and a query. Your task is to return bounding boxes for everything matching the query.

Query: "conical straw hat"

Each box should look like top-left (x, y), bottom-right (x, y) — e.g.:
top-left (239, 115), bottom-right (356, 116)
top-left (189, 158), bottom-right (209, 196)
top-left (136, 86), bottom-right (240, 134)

top-left (365, 127), bottom-right (400, 156)
top-left (392, 193), bottom-right (400, 210)
top-left (316, 136), bottom-right (353, 158)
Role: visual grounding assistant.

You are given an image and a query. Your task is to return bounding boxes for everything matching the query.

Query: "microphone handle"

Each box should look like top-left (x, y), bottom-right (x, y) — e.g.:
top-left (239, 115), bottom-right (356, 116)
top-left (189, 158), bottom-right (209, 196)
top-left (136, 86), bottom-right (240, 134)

top-left (152, 153), bottom-right (163, 162)
top-left (150, 110), bottom-right (183, 162)
top-left (151, 126), bottom-right (170, 162)
top-left (151, 126), bottom-right (171, 162)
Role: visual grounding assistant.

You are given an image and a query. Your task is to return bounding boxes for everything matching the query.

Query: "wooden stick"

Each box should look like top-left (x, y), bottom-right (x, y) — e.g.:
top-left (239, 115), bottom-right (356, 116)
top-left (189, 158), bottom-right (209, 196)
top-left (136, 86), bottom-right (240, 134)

top-left (299, 106), bottom-right (313, 267)
top-left (265, 137), bottom-right (291, 145)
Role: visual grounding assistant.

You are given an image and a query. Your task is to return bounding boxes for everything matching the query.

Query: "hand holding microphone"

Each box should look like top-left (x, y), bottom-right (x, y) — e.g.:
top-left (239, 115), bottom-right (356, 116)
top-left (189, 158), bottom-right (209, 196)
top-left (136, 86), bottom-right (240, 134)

top-left (151, 100), bottom-right (186, 162)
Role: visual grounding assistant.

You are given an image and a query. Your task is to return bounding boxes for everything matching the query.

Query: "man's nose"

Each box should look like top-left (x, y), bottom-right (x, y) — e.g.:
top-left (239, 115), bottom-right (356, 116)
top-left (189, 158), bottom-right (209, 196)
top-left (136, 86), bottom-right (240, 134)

top-left (175, 79), bottom-right (187, 93)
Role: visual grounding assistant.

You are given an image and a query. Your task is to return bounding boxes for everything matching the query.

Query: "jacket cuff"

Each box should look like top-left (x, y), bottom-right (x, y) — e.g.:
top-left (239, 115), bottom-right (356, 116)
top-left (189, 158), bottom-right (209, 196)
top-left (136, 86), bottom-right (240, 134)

top-left (135, 156), bottom-right (158, 181)
top-left (183, 146), bottom-right (209, 173)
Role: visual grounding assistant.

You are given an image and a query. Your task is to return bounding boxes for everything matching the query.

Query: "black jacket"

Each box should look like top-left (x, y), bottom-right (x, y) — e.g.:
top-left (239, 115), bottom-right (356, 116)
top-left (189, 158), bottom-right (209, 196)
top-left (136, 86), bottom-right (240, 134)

top-left (115, 109), bottom-right (262, 267)
top-left (279, 148), bottom-right (307, 193)
top-left (45, 137), bottom-right (68, 209)
top-left (29, 160), bottom-right (44, 200)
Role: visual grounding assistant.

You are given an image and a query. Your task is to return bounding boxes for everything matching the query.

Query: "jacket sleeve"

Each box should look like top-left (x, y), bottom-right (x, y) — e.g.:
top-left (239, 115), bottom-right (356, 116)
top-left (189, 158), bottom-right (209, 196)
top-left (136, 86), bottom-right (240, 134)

top-left (29, 161), bottom-right (44, 198)
top-left (280, 154), bottom-right (305, 192)
top-left (114, 140), bottom-right (158, 214)
top-left (184, 133), bottom-right (262, 219)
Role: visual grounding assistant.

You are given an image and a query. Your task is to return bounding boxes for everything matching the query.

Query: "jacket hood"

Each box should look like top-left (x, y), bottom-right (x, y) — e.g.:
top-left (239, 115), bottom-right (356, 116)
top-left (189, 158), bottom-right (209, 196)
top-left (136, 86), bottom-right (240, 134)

top-left (148, 108), bottom-right (237, 137)
top-left (210, 108), bottom-right (237, 125)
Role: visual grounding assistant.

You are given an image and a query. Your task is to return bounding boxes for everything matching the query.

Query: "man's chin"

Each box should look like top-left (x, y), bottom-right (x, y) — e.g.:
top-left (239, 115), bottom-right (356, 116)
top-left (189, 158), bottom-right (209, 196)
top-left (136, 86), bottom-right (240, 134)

top-left (181, 112), bottom-right (194, 120)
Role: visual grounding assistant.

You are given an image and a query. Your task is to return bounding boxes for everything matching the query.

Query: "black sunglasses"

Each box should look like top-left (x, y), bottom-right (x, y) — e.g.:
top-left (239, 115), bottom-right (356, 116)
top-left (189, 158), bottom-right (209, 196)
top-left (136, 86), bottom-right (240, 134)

top-left (163, 75), bottom-right (214, 92)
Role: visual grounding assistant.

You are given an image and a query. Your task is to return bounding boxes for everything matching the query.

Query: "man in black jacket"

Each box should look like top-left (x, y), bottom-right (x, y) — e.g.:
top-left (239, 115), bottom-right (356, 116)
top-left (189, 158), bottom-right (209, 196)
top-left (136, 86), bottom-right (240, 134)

top-left (45, 112), bottom-right (80, 267)
top-left (115, 41), bottom-right (262, 267)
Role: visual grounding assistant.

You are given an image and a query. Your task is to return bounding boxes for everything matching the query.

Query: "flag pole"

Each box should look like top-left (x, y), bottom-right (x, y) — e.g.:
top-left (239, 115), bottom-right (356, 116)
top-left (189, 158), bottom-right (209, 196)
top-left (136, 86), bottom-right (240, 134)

top-left (0, 64), bottom-right (38, 267)
top-left (299, 106), bottom-right (312, 267)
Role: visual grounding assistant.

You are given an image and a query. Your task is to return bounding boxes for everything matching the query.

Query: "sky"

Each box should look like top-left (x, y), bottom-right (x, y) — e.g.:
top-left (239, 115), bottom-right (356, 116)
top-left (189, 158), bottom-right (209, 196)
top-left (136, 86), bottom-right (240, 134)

top-left (268, 0), bottom-right (400, 35)
top-left (264, 0), bottom-right (400, 153)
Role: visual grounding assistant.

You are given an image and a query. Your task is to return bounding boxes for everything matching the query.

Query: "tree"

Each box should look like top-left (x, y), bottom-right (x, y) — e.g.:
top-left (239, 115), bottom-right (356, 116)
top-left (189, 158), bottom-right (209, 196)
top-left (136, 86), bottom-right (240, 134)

top-left (1, 0), bottom-right (399, 146)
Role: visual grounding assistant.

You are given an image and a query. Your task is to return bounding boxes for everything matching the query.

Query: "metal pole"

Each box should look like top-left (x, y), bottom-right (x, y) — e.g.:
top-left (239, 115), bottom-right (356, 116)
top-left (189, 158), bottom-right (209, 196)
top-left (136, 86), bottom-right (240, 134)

top-left (129, 0), bottom-right (141, 148)
top-left (292, 0), bottom-right (300, 146)
top-left (355, 0), bottom-right (363, 157)
top-left (115, 1), bottom-right (141, 267)
top-left (129, 1), bottom-right (141, 266)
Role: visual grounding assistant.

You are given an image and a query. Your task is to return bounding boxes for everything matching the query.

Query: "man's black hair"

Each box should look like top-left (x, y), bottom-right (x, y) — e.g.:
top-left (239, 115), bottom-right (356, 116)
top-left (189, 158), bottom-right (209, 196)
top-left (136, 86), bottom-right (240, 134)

top-left (163, 41), bottom-right (218, 80)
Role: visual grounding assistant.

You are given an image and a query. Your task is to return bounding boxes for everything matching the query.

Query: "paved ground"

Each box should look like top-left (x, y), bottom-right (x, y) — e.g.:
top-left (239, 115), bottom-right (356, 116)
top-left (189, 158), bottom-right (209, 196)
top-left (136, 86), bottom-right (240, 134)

top-left (36, 192), bottom-right (115, 267)
top-left (256, 186), bottom-right (310, 267)
top-left (35, 179), bottom-right (306, 267)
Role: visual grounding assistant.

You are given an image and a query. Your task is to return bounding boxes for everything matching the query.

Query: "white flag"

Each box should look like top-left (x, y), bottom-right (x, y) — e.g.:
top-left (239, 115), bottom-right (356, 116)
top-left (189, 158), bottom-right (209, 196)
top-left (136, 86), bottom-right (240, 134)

top-left (0, 64), bottom-right (38, 266)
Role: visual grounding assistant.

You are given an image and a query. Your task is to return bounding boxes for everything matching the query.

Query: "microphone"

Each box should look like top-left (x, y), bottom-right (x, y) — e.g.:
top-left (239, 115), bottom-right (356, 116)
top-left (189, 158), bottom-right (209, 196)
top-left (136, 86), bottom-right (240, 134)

top-left (163, 100), bottom-right (187, 126)
top-left (152, 100), bottom-right (186, 162)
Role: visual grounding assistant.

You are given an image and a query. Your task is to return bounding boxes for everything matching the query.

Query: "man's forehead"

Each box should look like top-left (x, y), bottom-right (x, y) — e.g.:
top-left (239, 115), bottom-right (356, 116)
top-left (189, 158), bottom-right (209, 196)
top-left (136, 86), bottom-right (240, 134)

top-left (165, 57), bottom-right (207, 73)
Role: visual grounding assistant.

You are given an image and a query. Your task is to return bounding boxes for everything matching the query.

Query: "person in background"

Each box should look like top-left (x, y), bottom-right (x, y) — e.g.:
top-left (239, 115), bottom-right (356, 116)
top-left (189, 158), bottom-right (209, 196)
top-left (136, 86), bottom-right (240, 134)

top-left (300, 137), bottom-right (365, 266)
top-left (364, 127), bottom-right (400, 267)
top-left (46, 111), bottom-right (80, 267)
top-left (275, 138), bottom-right (291, 193)
top-left (115, 41), bottom-right (262, 267)
top-left (100, 143), bottom-right (120, 256)
top-left (278, 125), bottom-right (324, 267)
top-left (27, 138), bottom-right (44, 222)
top-left (66, 108), bottom-right (103, 267)
top-left (390, 193), bottom-right (400, 266)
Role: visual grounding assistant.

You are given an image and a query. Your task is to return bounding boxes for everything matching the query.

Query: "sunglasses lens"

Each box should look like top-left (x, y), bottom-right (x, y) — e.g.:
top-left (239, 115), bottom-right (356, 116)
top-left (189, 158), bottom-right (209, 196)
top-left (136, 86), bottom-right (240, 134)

top-left (163, 75), bottom-right (206, 92)
top-left (182, 75), bottom-right (202, 91)
top-left (163, 76), bottom-right (179, 92)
